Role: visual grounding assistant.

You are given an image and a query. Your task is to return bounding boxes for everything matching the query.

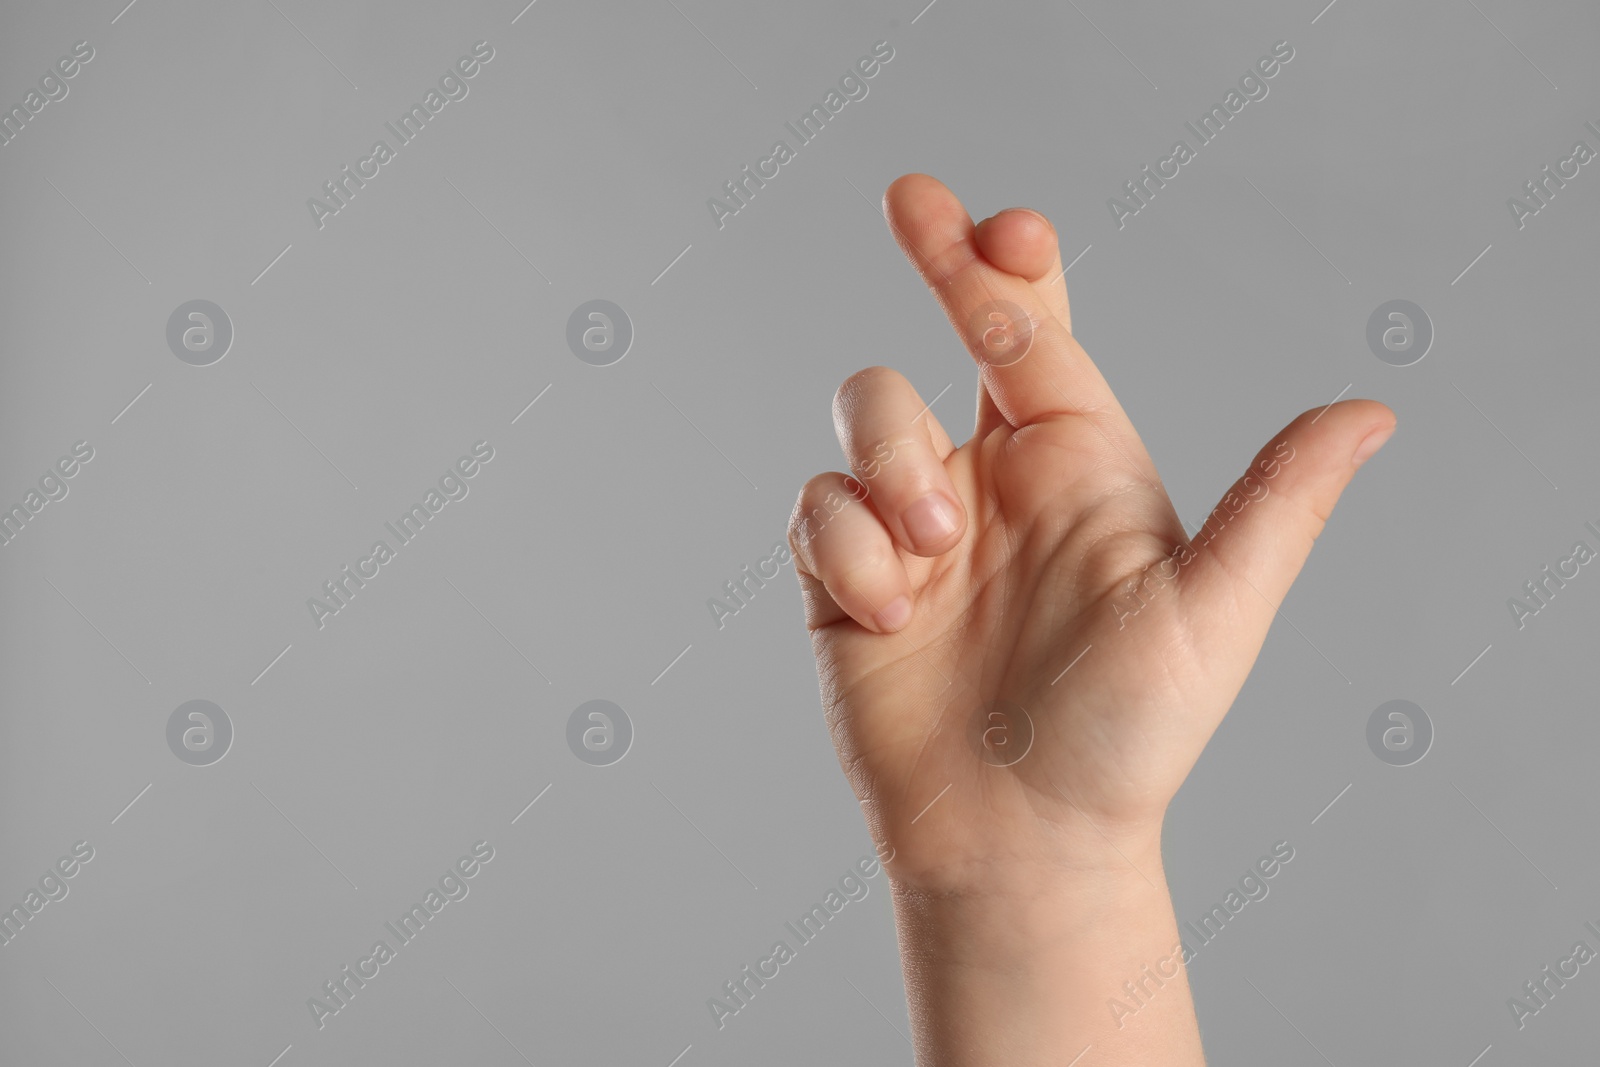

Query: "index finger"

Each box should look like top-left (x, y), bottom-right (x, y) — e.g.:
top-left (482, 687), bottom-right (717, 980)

top-left (883, 173), bottom-right (1124, 429)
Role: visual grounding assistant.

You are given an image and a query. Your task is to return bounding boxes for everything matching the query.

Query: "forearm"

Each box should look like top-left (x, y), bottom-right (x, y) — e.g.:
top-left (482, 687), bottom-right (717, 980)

top-left (890, 842), bottom-right (1205, 1067)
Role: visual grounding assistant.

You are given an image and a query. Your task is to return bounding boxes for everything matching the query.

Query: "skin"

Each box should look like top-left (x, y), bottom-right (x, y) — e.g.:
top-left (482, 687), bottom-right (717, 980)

top-left (788, 174), bottom-right (1395, 1065)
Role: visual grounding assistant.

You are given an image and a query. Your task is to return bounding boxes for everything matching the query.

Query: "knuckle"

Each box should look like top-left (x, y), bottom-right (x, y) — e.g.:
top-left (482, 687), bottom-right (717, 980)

top-left (797, 471), bottom-right (840, 502)
top-left (1297, 491), bottom-right (1332, 542)
top-left (833, 365), bottom-right (907, 417)
top-left (922, 236), bottom-right (982, 286)
top-left (795, 471), bottom-right (859, 507)
top-left (789, 472), bottom-right (864, 552)
top-left (788, 477), bottom-right (830, 545)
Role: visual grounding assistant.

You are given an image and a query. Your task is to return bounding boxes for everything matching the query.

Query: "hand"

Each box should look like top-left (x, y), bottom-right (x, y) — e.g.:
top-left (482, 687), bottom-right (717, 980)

top-left (789, 174), bottom-right (1395, 897)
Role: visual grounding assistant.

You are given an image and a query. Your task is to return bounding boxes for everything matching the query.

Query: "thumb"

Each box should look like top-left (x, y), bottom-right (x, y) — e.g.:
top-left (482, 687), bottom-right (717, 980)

top-left (1181, 399), bottom-right (1395, 664)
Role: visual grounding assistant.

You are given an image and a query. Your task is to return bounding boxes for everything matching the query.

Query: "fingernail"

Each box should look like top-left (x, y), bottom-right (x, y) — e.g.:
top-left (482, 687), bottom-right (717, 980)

top-left (902, 494), bottom-right (959, 549)
top-left (1352, 425), bottom-right (1394, 467)
top-left (1000, 206), bottom-right (1050, 228)
top-left (978, 207), bottom-right (1047, 230)
top-left (875, 596), bottom-right (913, 632)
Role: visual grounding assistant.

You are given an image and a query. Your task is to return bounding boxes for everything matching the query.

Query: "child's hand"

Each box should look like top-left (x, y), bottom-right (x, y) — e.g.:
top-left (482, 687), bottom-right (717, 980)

top-left (790, 174), bottom-right (1394, 897)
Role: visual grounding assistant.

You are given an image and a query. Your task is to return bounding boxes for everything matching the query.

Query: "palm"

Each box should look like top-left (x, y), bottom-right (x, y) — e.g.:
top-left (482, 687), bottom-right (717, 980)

top-left (814, 416), bottom-right (1226, 888)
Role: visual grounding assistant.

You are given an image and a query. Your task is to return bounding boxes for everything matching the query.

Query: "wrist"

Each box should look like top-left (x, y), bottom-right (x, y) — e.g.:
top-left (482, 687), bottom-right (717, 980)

top-left (887, 835), bottom-right (1206, 1067)
top-left (889, 847), bottom-right (1170, 976)
top-left (872, 803), bottom-right (1168, 902)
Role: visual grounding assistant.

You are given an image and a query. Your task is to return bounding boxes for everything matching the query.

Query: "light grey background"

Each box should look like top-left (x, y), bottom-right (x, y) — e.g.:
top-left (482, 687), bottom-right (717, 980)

top-left (1, 0), bottom-right (1596, 1064)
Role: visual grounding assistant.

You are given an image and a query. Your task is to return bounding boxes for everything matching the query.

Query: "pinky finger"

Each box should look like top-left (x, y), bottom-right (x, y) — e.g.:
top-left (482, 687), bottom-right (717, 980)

top-left (788, 472), bottom-right (915, 634)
